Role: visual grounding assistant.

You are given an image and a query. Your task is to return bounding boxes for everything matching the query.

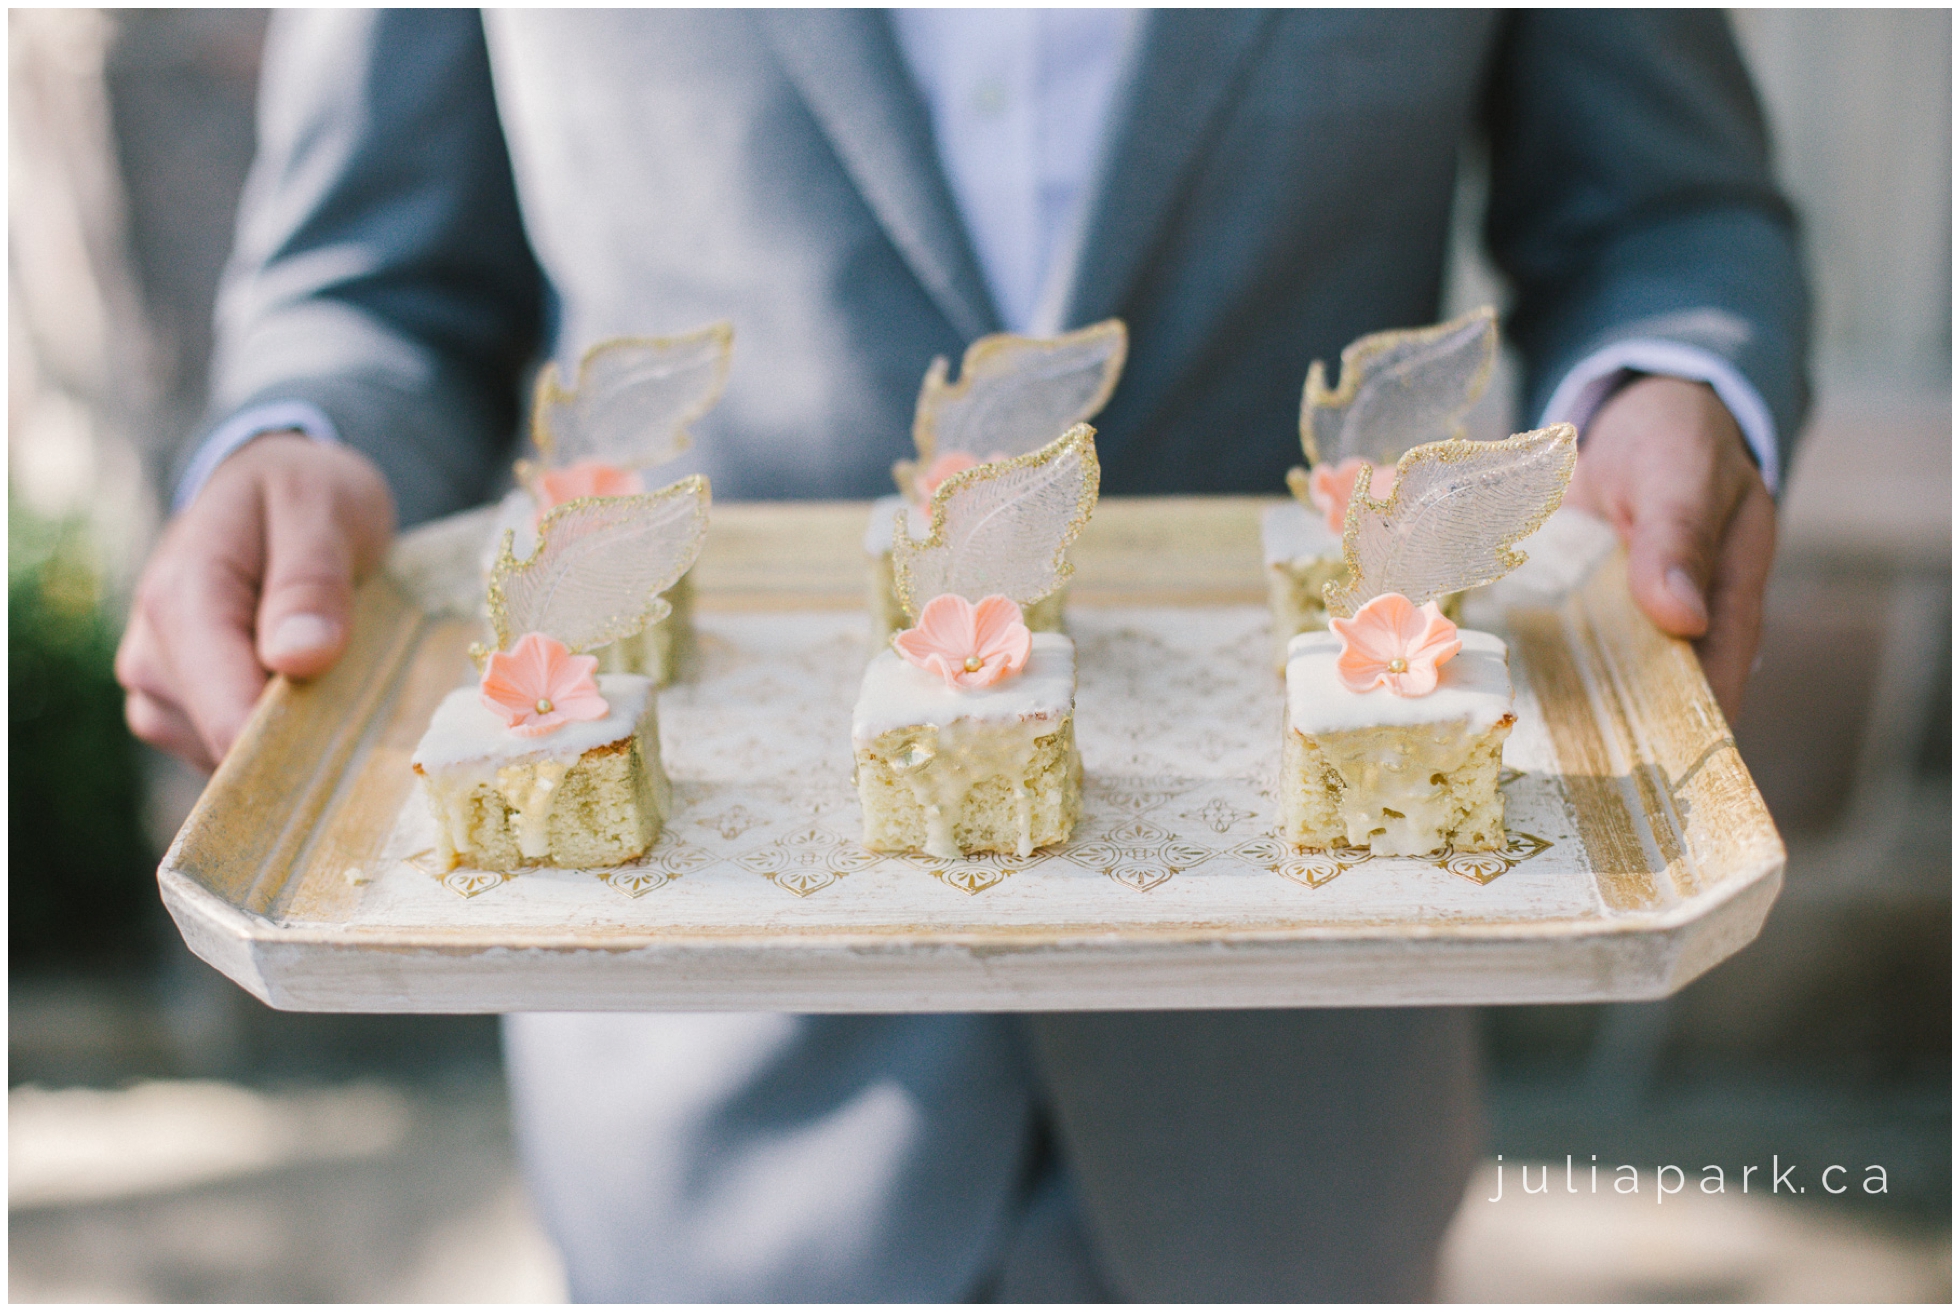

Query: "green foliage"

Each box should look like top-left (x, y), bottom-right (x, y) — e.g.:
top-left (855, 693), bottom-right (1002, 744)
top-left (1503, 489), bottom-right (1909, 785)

top-left (10, 498), bottom-right (160, 969)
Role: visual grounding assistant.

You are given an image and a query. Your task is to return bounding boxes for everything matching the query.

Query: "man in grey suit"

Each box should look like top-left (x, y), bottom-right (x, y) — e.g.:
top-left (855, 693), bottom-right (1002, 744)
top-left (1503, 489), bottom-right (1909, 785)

top-left (118, 10), bottom-right (1807, 1300)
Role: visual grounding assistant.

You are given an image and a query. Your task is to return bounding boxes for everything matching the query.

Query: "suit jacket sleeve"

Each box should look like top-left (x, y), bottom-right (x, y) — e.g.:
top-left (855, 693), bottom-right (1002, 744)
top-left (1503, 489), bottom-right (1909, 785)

top-left (194, 9), bottom-right (546, 526)
top-left (1482, 10), bottom-right (1811, 475)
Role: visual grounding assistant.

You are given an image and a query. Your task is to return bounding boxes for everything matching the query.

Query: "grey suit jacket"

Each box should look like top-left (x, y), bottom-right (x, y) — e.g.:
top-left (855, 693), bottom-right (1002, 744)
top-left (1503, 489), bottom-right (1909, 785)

top-left (204, 9), bottom-right (1807, 527)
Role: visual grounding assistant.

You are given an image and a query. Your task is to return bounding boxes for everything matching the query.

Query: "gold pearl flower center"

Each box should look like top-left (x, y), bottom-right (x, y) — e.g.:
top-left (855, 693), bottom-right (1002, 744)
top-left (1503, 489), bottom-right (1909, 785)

top-left (1386, 658), bottom-right (1408, 674)
top-left (535, 698), bottom-right (553, 714)
top-left (963, 656), bottom-right (984, 672)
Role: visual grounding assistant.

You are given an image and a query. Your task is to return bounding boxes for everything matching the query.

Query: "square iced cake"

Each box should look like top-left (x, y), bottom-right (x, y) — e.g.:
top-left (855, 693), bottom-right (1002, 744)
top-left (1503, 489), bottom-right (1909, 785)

top-left (1281, 629), bottom-right (1515, 855)
top-left (411, 673), bottom-right (669, 871)
top-left (851, 631), bottom-right (1081, 858)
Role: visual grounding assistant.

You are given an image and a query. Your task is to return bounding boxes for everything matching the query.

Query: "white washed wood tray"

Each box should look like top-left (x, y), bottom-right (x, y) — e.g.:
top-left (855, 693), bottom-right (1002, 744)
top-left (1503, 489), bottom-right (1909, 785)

top-left (158, 499), bottom-right (1784, 1012)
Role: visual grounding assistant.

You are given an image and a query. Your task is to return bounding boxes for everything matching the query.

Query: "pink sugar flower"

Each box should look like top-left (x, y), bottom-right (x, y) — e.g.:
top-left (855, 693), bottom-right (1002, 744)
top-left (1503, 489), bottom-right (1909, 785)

top-left (1307, 456), bottom-right (1391, 535)
top-left (892, 593), bottom-right (1032, 691)
top-left (1329, 592), bottom-right (1462, 697)
top-left (533, 461), bottom-right (644, 524)
top-left (479, 632), bottom-right (610, 736)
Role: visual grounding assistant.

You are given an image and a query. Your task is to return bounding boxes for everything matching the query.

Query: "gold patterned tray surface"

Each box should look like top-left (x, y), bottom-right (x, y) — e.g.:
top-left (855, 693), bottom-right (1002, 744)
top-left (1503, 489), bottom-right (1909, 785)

top-left (159, 498), bottom-right (1784, 1013)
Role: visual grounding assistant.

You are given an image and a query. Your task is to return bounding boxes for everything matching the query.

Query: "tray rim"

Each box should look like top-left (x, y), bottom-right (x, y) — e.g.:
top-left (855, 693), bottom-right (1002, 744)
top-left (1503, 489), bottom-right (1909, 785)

top-left (161, 847), bottom-right (1780, 949)
top-left (157, 496), bottom-right (1786, 1010)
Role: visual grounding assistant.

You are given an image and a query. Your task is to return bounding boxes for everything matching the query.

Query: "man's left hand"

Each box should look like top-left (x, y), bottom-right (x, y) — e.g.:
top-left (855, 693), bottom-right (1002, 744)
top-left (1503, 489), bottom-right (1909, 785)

top-left (1563, 375), bottom-right (1776, 723)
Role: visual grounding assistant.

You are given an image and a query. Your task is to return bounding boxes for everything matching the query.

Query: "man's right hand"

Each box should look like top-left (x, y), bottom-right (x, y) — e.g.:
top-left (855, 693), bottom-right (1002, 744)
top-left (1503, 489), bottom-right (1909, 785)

top-left (117, 432), bottom-right (396, 772)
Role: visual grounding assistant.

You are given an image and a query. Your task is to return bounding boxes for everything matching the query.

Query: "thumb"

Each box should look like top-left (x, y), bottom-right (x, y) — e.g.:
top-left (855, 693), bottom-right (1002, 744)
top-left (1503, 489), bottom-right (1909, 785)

top-left (255, 476), bottom-right (359, 679)
top-left (1624, 499), bottom-right (1717, 640)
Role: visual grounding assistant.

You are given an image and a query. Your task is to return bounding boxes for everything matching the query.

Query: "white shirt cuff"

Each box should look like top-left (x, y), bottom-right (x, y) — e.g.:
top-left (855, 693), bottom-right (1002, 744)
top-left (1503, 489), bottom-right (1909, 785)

top-left (1537, 338), bottom-right (1781, 494)
top-left (173, 400), bottom-right (342, 512)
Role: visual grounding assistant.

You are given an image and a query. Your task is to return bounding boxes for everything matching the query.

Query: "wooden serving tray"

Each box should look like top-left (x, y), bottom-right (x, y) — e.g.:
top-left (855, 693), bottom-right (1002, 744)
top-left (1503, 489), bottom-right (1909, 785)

top-left (159, 498), bottom-right (1783, 1013)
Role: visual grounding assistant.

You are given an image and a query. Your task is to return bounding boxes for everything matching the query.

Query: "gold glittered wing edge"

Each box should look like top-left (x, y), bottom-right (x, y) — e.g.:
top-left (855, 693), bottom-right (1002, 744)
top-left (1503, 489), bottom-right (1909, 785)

top-left (529, 321), bottom-right (735, 468)
top-left (906, 319), bottom-right (1128, 480)
top-left (1323, 423), bottom-right (1577, 618)
top-left (891, 422), bottom-right (1102, 622)
top-left (480, 474), bottom-right (711, 661)
top-left (1296, 305), bottom-right (1498, 470)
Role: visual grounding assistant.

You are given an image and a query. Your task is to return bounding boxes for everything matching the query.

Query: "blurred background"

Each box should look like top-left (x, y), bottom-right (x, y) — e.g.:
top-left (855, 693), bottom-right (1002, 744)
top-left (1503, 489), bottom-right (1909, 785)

top-left (8, 9), bottom-right (1949, 1300)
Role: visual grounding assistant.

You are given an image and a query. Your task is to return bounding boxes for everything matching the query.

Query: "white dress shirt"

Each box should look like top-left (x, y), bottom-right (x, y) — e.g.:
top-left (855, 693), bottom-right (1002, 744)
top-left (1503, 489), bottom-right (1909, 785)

top-left (891, 7), bottom-right (1139, 335)
top-left (178, 9), bottom-right (1779, 510)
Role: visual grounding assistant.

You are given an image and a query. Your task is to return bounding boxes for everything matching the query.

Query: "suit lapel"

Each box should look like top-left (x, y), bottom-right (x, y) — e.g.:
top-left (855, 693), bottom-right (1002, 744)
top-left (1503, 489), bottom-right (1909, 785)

top-left (758, 9), bottom-right (1000, 342)
top-left (1058, 10), bottom-right (1278, 328)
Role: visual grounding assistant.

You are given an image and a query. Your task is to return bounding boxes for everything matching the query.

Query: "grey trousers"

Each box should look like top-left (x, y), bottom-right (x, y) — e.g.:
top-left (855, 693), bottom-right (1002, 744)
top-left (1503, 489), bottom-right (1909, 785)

top-left (503, 1008), bottom-right (1481, 1302)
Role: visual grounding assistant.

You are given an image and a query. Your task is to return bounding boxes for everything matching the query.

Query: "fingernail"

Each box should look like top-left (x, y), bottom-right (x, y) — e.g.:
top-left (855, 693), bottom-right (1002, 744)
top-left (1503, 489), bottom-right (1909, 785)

top-left (1664, 568), bottom-right (1708, 626)
top-left (264, 613), bottom-right (340, 661)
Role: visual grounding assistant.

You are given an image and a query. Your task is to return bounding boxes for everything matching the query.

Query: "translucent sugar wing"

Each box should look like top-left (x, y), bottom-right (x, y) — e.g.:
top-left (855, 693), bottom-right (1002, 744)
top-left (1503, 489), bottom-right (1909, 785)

top-left (1300, 306), bottom-right (1497, 469)
top-left (1325, 425), bottom-right (1577, 617)
top-left (913, 319), bottom-right (1126, 467)
top-left (532, 323), bottom-right (733, 470)
top-left (487, 476), bottom-right (711, 654)
top-left (893, 424), bottom-right (1100, 618)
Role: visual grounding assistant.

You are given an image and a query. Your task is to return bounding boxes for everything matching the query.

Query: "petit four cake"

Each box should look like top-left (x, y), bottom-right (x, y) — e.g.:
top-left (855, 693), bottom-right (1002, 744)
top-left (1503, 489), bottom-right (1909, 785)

top-left (867, 320), bottom-right (1124, 642)
top-left (1266, 308), bottom-right (1495, 665)
top-left (1283, 621), bottom-right (1513, 855)
top-left (415, 660), bottom-right (669, 871)
top-left (415, 479), bottom-right (711, 871)
top-left (856, 621), bottom-right (1081, 860)
top-left (483, 324), bottom-right (732, 684)
top-left (854, 424), bottom-right (1100, 858)
top-left (1281, 425), bottom-right (1575, 856)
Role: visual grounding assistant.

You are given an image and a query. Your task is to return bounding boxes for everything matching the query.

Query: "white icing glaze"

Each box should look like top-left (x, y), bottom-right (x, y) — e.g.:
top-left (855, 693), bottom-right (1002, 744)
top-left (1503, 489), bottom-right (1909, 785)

top-left (496, 758), bottom-right (569, 859)
top-left (412, 673), bottom-right (655, 771)
top-left (1261, 500), bottom-right (1343, 566)
top-left (853, 634), bottom-right (1076, 859)
top-left (1286, 629), bottom-right (1511, 735)
top-left (414, 674), bottom-right (658, 866)
top-left (892, 718), bottom-right (1060, 859)
top-left (852, 633), bottom-right (1074, 741)
top-left (862, 494), bottom-right (928, 556)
